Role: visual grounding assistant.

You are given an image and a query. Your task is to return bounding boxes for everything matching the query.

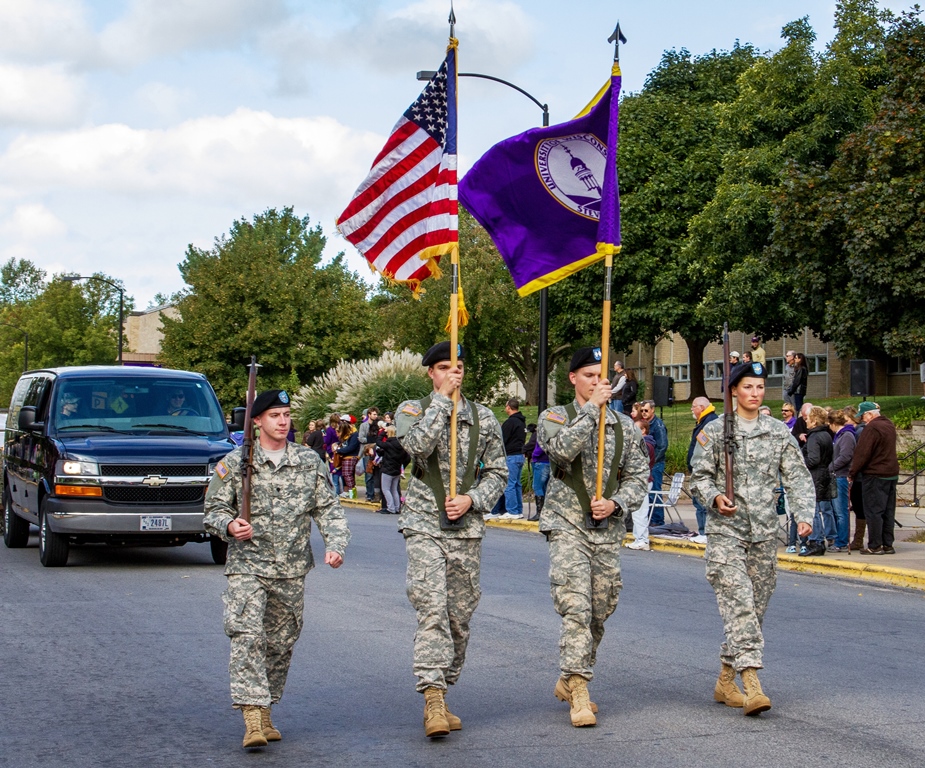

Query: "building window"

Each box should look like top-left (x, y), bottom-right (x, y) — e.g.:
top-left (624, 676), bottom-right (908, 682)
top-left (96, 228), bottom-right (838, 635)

top-left (809, 355), bottom-right (827, 374)
top-left (704, 361), bottom-right (723, 381)
top-left (766, 357), bottom-right (784, 376)
top-left (888, 357), bottom-right (913, 374)
top-left (655, 364), bottom-right (690, 382)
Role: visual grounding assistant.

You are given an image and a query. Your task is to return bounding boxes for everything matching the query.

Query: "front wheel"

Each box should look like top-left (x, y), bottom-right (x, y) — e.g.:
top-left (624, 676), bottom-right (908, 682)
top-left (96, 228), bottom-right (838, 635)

top-left (209, 536), bottom-right (228, 565)
top-left (39, 504), bottom-right (69, 567)
top-left (3, 488), bottom-right (30, 548)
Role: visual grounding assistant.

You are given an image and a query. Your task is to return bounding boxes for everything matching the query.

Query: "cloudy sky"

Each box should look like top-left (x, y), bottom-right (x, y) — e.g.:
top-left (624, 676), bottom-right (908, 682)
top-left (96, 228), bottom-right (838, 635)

top-left (0, 0), bottom-right (903, 307)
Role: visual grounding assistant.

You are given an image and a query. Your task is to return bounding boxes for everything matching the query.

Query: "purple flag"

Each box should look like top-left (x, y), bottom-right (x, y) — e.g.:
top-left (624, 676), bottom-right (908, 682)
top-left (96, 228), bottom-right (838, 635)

top-left (458, 66), bottom-right (622, 296)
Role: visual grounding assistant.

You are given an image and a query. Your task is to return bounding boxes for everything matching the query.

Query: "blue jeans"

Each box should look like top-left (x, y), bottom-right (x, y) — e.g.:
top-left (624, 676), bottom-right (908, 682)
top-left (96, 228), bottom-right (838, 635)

top-left (503, 455), bottom-right (525, 516)
top-left (532, 461), bottom-right (550, 498)
top-left (693, 496), bottom-right (706, 536)
top-left (809, 500), bottom-right (836, 544)
top-left (834, 477), bottom-right (850, 548)
top-left (609, 398), bottom-right (624, 413)
top-left (648, 461), bottom-right (666, 525)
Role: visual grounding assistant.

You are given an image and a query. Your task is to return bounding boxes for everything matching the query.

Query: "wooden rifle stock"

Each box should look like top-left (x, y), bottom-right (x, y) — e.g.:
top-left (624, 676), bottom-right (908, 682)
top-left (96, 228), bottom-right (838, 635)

top-left (240, 356), bottom-right (258, 523)
top-left (722, 324), bottom-right (735, 501)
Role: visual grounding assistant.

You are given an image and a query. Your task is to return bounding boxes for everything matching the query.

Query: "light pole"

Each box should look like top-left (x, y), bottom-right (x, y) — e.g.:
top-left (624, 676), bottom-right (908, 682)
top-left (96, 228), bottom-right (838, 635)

top-left (417, 70), bottom-right (552, 411)
top-left (62, 275), bottom-right (124, 364)
top-left (0, 323), bottom-right (28, 371)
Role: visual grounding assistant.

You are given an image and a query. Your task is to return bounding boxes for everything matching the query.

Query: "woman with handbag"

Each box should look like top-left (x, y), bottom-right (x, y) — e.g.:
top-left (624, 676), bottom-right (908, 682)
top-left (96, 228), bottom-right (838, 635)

top-left (799, 406), bottom-right (836, 557)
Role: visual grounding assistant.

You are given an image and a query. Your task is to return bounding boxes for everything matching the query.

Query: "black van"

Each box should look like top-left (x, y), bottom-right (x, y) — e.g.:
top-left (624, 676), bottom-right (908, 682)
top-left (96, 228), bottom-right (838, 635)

top-left (2, 366), bottom-right (236, 566)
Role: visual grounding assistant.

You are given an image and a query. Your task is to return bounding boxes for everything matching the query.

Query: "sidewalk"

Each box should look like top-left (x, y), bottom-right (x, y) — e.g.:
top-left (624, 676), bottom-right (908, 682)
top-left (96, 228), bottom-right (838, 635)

top-left (342, 496), bottom-right (925, 591)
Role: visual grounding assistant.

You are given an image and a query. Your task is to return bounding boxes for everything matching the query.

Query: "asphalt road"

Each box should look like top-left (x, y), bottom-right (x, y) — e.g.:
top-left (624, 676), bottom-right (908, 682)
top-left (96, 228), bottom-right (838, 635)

top-left (2, 510), bottom-right (925, 768)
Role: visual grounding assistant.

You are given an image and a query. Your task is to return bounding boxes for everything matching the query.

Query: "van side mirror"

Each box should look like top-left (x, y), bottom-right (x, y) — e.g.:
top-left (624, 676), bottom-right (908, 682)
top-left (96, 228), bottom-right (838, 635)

top-left (18, 406), bottom-right (40, 432)
top-left (229, 407), bottom-right (246, 431)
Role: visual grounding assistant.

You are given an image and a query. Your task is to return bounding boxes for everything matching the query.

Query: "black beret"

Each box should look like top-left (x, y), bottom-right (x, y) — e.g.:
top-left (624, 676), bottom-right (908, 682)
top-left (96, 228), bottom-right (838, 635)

top-left (251, 389), bottom-right (291, 418)
top-left (728, 361), bottom-right (767, 388)
top-left (422, 341), bottom-right (465, 367)
top-left (569, 346), bottom-right (604, 373)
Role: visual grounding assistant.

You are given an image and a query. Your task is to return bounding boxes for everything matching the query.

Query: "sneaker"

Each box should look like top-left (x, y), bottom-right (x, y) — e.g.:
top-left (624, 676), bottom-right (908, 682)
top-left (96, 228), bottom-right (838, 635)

top-left (828, 546), bottom-right (848, 553)
top-left (483, 513), bottom-right (499, 520)
top-left (859, 546), bottom-right (884, 555)
top-left (691, 534), bottom-right (708, 545)
top-left (626, 539), bottom-right (650, 551)
top-left (785, 545), bottom-right (797, 554)
top-left (882, 546), bottom-right (896, 554)
top-left (798, 545), bottom-right (809, 556)
top-left (500, 513), bottom-right (524, 520)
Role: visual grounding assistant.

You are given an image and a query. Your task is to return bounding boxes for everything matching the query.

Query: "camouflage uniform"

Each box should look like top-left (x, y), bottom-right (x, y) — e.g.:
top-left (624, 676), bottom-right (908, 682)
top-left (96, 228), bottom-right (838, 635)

top-left (538, 400), bottom-right (649, 680)
top-left (690, 413), bottom-right (813, 670)
top-left (204, 441), bottom-right (350, 707)
top-left (395, 391), bottom-right (506, 692)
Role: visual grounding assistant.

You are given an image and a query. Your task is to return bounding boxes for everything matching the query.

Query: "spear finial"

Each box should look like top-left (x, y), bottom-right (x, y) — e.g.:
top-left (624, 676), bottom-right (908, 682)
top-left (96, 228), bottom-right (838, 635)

top-left (608, 21), bottom-right (627, 62)
top-left (449, 2), bottom-right (456, 38)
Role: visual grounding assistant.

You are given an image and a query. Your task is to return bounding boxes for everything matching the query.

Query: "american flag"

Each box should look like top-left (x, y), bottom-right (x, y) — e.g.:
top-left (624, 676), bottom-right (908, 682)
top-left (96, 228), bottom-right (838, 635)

top-left (337, 46), bottom-right (458, 294)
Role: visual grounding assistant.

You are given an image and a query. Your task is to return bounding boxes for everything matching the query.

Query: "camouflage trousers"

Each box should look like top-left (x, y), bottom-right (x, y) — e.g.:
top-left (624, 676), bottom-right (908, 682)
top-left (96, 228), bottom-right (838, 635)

top-left (548, 530), bottom-right (622, 681)
top-left (222, 573), bottom-right (305, 707)
top-left (705, 535), bottom-right (777, 671)
top-left (405, 533), bottom-right (482, 693)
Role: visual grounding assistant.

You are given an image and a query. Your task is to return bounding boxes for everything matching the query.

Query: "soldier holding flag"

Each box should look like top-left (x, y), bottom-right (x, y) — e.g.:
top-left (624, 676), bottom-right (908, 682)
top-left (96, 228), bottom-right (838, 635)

top-left (690, 362), bottom-right (814, 716)
top-left (538, 346), bottom-right (649, 727)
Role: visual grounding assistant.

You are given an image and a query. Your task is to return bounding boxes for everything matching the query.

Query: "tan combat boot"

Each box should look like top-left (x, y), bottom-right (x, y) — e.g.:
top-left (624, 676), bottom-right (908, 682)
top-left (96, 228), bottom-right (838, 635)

top-left (740, 668), bottom-right (772, 716)
top-left (241, 705), bottom-right (269, 748)
top-left (566, 675), bottom-right (596, 727)
top-left (423, 687), bottom-right (450, 738)
top-left (713, 663), bottom-right (745, 708)
top-left (444, 700), bottom-right (462, 731)
top-left (554, 676), bottom-right (599, 714)
top-left (261, 706), bottom-right (282, 741)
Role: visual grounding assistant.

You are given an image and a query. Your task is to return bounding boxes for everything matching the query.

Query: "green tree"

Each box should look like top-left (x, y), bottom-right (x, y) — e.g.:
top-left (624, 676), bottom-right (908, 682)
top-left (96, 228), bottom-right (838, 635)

top-left (770, 9), bottom-right (925, 359)
top-left (0, 258), bottom-right (46, 306)
top-left (691, 1), bottom-right (891, 345)
top-left (0, 274), bottom-right (132, 404)
top-left (159, 207), bottom-right (377, 408)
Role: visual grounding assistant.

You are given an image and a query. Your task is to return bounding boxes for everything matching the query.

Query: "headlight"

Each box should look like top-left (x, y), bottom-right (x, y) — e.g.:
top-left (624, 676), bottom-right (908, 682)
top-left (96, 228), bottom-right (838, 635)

top-left (57, 459), bottom-right (100, 476)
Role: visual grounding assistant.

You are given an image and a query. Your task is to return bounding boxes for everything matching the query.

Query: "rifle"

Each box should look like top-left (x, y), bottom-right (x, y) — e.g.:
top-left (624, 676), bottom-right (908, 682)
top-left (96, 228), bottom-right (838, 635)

top-left (239, 356), bottom-right (258, 523)
top-left (722, 323), bottom-right (735, 503)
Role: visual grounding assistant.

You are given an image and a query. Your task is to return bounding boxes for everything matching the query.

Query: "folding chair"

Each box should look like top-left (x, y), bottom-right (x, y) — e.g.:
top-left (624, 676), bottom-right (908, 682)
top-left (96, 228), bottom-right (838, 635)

top-left (649, 472), bottom-right (686, 527)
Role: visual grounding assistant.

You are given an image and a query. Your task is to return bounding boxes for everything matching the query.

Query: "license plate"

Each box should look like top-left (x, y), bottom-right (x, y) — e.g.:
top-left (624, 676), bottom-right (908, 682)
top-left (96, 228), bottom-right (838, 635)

top-left (140, 516), bottom-right (172, 531)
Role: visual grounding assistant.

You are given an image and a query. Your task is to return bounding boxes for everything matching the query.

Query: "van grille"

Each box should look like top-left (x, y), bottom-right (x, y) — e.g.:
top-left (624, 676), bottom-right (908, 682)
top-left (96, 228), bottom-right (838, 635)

top-left (101, 465), bottom-right (207, 477)
top-left (103, 487), bottom-right (204, 504)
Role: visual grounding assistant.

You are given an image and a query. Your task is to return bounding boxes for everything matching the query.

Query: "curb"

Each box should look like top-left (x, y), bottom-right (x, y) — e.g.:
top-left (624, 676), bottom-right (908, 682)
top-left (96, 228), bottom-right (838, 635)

top-left (345, 504), bottom-right (925, 592)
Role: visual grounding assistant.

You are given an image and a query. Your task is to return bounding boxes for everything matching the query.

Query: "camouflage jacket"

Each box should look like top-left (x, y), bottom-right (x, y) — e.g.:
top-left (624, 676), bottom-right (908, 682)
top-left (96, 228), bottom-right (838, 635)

top-left (537, 399), bottom-right (649, 544)
top-left (204, 441), bottom-right (350, 578)
top-left (690, 413), bottom-right (815, 542)
top-left (395, 391), bottom-right (506, 539)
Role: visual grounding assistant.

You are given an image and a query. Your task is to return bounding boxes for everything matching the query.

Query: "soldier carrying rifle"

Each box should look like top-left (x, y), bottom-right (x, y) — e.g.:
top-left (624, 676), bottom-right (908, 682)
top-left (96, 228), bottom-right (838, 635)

top-left (690, 353), bottom-right (814, 716)
top-left (204, 381), bottom-right (350, 750)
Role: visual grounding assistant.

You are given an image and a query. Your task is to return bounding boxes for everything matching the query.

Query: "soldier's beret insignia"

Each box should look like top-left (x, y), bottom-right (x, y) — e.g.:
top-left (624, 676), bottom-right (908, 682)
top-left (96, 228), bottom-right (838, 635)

top-left (402, 404), bottom-right (422, 416)
top-left (546, 412), bottom-right (567, 424)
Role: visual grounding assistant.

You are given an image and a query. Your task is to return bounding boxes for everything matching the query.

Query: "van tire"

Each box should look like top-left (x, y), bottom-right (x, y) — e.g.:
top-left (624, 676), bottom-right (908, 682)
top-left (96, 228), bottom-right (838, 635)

top-left (39, 504), bottom-right (69, 567)
top-left (3, 488), bottom-right (30, 548)
top-left (209, 536), bottom-right (228, 565)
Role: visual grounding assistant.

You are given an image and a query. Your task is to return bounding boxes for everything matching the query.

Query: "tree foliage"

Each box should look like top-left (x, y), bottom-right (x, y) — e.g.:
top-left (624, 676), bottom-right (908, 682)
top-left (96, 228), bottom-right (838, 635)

top-left (159, 207), bottom-right (377, 408)
top-left (770, 8), bottom-right (925, 359)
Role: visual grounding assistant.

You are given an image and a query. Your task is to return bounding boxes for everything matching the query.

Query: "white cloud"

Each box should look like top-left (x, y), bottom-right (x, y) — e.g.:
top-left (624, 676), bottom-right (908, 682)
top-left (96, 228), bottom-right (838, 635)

top-left (0, 63), bottom-right (88, 127)
top-left (99, 0), bottom-right (290, 66)
top-left (0, 109), bottom-right (383, 208)
top-left (259, 0), bottom-right (536, 94)
top-left (0, 203), bottom-right (67, 240)
top-left (0, 0), bottom-right (97, 63)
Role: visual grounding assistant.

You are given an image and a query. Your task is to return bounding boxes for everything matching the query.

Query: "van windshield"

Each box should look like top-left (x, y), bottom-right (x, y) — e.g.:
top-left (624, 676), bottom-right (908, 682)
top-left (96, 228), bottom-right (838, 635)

top-left (52, 376), bottom-right (227, 437)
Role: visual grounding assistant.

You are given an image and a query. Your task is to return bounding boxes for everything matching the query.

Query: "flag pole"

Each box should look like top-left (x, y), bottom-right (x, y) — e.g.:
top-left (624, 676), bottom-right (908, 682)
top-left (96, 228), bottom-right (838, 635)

top-left (595, 22), bottom-right (627, 502)
top-left (448, 3), bottom-right (460, 501)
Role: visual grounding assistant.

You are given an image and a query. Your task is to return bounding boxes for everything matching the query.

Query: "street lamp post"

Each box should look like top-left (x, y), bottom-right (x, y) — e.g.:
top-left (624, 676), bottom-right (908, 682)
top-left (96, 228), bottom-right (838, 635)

top-left (417, 70), bottom-right (551, 411)
top-left (62, 275), bottom-right (124, 364)
top-left (0, 323), bottom-right (28, 371)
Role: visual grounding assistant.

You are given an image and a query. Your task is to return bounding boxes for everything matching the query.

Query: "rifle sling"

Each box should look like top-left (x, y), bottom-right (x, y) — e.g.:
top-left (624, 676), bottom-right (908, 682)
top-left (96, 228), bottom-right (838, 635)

top-left (411, 394), bottom-right (481, 510)
top-left (552, 403), bottom-right (624, 511)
